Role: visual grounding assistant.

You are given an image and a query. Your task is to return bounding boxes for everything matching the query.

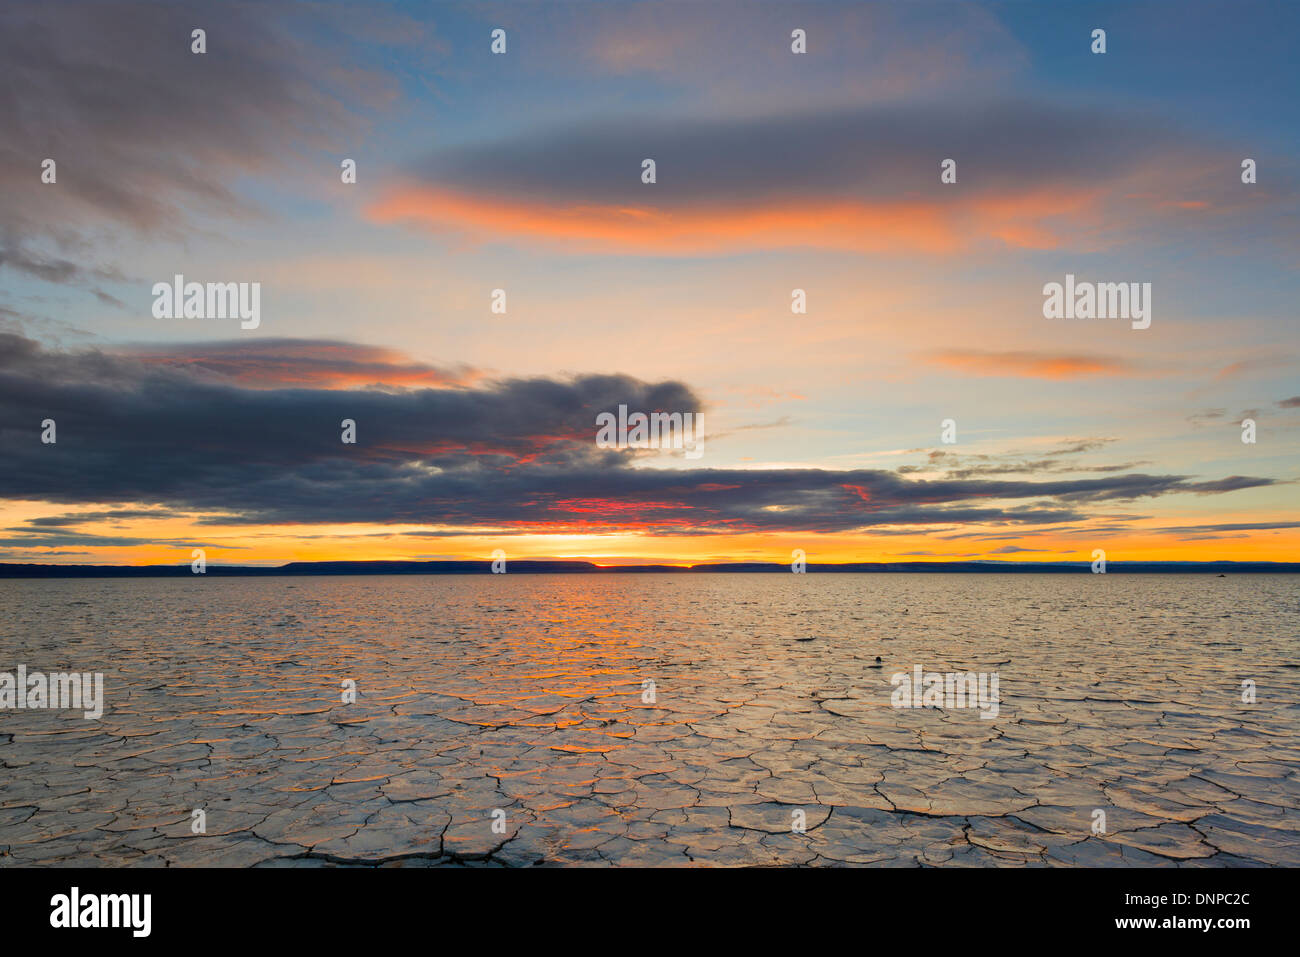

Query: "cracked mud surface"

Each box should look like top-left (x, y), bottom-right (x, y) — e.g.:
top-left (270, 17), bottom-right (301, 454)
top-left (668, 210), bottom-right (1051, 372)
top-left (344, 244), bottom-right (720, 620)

top-left (2, 574), bottom-right (1298, 866)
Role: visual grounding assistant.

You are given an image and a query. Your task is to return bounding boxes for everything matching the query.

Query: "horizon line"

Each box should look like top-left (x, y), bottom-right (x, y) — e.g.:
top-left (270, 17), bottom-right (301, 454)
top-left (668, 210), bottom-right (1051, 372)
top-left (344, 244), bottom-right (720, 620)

top-left (2, 558), bottom-right (1298, 578)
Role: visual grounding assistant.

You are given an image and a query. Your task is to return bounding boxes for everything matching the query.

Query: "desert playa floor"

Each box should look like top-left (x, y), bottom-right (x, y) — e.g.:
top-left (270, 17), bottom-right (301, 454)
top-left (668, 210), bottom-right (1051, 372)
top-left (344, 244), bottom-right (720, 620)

top-left (2, 574), bottom-right (1298, 866)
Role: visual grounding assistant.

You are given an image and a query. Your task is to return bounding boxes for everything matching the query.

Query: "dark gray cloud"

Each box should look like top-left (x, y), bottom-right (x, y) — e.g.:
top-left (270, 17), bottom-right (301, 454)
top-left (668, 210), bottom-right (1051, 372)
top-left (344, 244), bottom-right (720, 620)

top-left (417, 101), bottom-right (1180, 205)
top-left (23, 509), bottom-right (182, 528)
top-left (0, 530), bottom-right (222, 549)
top-left (0, 334), bottom-right (1278, 535)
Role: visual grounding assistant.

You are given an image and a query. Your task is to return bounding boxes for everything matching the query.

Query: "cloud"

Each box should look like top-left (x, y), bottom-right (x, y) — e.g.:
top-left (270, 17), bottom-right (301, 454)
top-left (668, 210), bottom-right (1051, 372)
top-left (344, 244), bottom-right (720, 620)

top-left (0, 0), bottom-right (407, 297)
top-left (367, 186), bottom-right (969, 256)
top-left (1047, 439), bottom-right (1115, 456)
top-left (123, 339), bottom-right (478, 390)
top-left (0, 334), bottom-right (1278, 535)
top-left (923, 350), bottom-right (1142, 380)
top-left (368, 99), bottom-right (1286, 256)
top-left (1187, 408), bottom-right (1227, 428)
top-left (1151, 521), bottom-right (1300, 534)
top-left (571, 0), bottom-right (1026, 107)
top-left (402, 102), bottom-right (1163, 206)
top-left (897, 441), bottom-right (1145, 481)
top-left (23, 509), bottom-right (182, 527)
top-left (1214, 356), bottom-right (1298, 380)
top-left (0, 530), bottom-right (204, 549)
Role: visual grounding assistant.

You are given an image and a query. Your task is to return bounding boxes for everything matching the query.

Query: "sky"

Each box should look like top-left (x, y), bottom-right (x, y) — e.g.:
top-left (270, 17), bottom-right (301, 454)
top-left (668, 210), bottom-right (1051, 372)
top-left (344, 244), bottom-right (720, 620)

top-left (0, 0), bottom-right (1297, 567)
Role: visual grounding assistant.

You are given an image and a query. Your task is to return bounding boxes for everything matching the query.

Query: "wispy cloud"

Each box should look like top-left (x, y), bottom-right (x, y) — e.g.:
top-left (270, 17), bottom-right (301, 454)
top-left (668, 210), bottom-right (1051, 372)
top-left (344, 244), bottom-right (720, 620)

top-left (123, 340), bottom-right (479, 391)
top-left (922, 350), bottom-right (1144, 380)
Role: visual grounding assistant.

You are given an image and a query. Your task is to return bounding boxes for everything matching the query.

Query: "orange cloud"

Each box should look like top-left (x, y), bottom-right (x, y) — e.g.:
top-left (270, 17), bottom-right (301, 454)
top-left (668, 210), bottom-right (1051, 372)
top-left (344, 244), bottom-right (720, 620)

top-left (365, 184), bottom-right (1096, 256)
top-left (924, 350), bottom-right (1140, 380)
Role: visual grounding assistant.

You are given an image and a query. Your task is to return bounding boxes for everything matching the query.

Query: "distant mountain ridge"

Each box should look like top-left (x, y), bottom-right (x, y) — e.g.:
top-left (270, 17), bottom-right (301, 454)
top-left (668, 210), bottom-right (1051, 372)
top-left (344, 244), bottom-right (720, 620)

top-left (1, 560), bottom-right (1297, 577)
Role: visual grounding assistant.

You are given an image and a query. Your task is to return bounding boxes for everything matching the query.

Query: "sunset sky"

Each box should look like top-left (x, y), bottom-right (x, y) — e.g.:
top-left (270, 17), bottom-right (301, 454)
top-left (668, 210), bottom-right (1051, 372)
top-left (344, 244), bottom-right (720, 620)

top-left (1, 0), bottom-right (1297, 566)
